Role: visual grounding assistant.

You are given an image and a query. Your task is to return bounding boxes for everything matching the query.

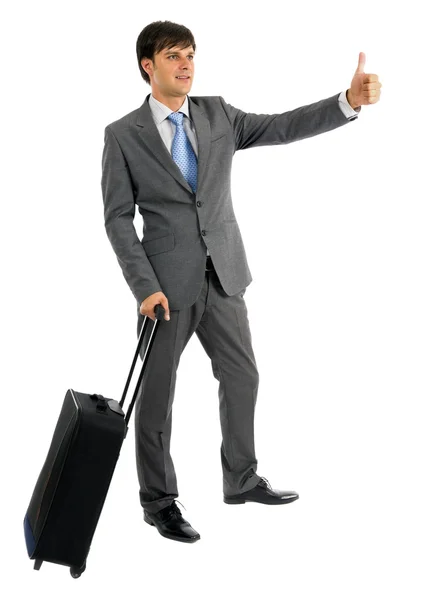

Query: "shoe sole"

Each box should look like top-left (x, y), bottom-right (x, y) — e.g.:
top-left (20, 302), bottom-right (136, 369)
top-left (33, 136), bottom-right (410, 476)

top-left (143, 513), bottom-right (201, 543)
top-left (223, 496), bottom-right (299, 505)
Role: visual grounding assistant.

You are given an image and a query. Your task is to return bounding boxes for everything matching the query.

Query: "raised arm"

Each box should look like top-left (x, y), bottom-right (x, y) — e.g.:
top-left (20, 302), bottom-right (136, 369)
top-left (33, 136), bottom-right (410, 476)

top-left (219, 92), bottom-right (356, 152)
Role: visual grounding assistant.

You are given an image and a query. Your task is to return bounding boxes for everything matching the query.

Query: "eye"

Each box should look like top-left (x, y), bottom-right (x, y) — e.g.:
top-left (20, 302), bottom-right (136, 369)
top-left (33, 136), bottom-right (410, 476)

top-left (168, 55), bottom-right (194, 60)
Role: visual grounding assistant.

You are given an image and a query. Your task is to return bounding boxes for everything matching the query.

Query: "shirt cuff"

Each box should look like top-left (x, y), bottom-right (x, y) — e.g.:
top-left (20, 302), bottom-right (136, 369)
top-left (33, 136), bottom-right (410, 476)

top-left (338, 90), bottom-right (361, 120)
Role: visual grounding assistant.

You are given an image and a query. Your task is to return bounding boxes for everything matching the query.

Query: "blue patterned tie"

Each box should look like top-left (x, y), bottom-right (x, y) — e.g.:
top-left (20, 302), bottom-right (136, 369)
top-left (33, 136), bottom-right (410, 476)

top-left (167, 111), bottom-right (197, 193)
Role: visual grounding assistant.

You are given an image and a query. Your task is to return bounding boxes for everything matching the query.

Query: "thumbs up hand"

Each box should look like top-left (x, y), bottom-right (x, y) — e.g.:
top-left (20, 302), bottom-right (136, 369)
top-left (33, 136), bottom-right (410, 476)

top-left (347, 52), bottom-right (382, 109)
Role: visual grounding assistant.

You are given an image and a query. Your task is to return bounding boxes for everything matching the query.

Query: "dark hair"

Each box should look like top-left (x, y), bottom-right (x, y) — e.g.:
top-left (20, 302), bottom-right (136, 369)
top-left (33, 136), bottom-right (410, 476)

top-left (136, 20), bottom-right (196, 86)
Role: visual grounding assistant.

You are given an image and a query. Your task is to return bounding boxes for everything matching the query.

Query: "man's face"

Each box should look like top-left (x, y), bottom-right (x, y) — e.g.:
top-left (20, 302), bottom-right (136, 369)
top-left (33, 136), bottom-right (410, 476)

top-left (143, 45), bottom-right (195, 97)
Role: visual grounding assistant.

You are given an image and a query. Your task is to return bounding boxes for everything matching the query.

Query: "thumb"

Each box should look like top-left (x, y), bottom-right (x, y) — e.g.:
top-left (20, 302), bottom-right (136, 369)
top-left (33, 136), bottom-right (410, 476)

top-left (355, 51), bottom-right (366, 74)
top-left (162, 300), bottom-right (170, 321)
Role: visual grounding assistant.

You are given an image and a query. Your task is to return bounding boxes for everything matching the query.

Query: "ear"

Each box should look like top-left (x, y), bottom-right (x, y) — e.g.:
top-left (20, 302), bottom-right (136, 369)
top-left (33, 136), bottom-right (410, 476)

top-left (141, 59), bottom-right (150, 77)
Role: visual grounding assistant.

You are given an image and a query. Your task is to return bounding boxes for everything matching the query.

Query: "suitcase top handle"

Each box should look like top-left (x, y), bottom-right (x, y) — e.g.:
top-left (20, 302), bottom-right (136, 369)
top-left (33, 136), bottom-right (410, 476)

top-left (89, 394), bottom-right (108, 414)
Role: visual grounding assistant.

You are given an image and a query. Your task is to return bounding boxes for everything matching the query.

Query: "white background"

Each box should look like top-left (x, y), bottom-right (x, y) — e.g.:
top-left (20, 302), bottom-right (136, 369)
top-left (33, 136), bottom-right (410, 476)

top-left (2, 0), bottom-right (425, 597)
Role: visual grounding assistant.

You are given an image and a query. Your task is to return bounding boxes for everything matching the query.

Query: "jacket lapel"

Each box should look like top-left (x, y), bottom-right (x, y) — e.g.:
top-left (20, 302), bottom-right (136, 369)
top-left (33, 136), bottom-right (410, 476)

top-left (135, 93), bottom-right (211, 196)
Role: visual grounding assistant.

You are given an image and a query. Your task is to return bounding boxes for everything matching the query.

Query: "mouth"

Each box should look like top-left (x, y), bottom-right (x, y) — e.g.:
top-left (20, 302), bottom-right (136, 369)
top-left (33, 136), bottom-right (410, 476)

top-left (176, 76), bottom-right (190, 80)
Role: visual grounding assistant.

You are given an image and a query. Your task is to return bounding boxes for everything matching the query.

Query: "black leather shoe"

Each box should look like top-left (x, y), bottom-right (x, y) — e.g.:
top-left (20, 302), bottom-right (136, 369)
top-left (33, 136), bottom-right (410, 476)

top-left (223, 477), bottom-right (299, 505)
top-left (143, 500), bottom-right (201, 543)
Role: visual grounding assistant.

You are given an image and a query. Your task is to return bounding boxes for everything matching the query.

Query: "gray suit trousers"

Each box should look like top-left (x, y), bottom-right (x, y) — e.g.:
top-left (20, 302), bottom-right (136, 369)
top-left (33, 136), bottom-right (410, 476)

top-left (134, 260), bottom-right (262, 513)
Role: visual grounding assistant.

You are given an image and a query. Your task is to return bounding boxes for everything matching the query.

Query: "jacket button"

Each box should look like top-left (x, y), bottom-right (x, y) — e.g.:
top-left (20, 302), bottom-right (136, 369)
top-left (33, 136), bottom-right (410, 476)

top-left (196, 201), bottom-right (202, 207)
top-left (201, 230), bottom-right (206, 236)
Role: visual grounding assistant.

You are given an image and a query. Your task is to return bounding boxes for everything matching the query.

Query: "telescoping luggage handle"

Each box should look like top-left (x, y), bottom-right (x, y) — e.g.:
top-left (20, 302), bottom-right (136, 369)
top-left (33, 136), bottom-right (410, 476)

top-left (119, 303), bottom-right (166, 428)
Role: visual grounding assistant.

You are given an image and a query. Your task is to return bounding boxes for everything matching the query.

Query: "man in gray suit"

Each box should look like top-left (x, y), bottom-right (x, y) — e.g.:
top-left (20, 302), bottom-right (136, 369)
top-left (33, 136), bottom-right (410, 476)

top-left (101, 20), bottom-right (381, 543)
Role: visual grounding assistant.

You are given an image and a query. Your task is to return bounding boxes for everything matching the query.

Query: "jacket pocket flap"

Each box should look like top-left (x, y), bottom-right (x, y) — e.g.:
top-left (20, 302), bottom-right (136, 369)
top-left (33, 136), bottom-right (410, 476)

top-left (211, 132), bottom-right (228, 143)
top-left (142, 233), bottom-right (175, 257)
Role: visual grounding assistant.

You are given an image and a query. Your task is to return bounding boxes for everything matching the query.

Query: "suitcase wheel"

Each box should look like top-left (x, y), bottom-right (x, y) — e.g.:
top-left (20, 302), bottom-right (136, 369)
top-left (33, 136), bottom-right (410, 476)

top-left (70, 560), bottom-right (86, 579)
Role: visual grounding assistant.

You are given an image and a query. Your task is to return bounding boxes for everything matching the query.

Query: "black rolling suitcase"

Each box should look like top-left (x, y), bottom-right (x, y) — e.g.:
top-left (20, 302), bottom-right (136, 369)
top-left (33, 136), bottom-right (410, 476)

top-left (23, 305), bottom-right (165, 578)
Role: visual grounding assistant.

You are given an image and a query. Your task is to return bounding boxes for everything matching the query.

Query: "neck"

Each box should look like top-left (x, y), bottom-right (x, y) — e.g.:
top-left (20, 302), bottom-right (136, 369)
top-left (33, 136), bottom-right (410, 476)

top-left (151, 90), bottom-right (187, 112)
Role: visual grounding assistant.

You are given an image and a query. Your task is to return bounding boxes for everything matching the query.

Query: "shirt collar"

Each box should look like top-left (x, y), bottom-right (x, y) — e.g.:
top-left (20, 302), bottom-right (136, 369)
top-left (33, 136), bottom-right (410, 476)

top-left (148, 93), bottom-right (191, 125)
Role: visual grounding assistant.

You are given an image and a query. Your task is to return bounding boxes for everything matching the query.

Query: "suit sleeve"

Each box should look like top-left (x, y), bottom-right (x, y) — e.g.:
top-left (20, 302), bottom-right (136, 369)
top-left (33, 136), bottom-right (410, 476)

top-left (219, 92), bottom-right (357, 152)
top-left (101, 125), bottom-right (162, 306)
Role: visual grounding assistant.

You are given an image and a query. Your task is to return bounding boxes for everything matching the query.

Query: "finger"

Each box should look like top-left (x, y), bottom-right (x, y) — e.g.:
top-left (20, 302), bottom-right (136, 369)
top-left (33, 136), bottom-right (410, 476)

top-left (363, 82), bottom-right (382, 90)
top-left (363, 74), bottom-right (379, 83)
top-left (363, 89), bottom-right (380, 98)
top-left (364, 94), bottom-right (380, 103)
top-left (161, 298), bottom-right (170, 320)
top-left (356, 51), bottom-right (366, 74)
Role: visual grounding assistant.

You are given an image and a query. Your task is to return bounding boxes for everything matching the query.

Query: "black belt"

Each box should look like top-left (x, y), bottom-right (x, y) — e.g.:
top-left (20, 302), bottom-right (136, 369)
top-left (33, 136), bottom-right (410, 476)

top-left (205, 255), bottom-right (215, 271)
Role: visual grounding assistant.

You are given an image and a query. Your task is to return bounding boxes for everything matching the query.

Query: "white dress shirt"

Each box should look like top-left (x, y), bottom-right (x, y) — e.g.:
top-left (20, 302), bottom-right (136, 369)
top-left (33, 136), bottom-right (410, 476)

top-left (148, 91), bottom-right (360, 256)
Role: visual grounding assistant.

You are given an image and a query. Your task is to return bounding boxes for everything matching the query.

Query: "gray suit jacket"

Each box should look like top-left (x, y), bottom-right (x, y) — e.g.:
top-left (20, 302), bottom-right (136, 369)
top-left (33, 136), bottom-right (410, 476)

top-left (101, 92), bottom-right (357, 311)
